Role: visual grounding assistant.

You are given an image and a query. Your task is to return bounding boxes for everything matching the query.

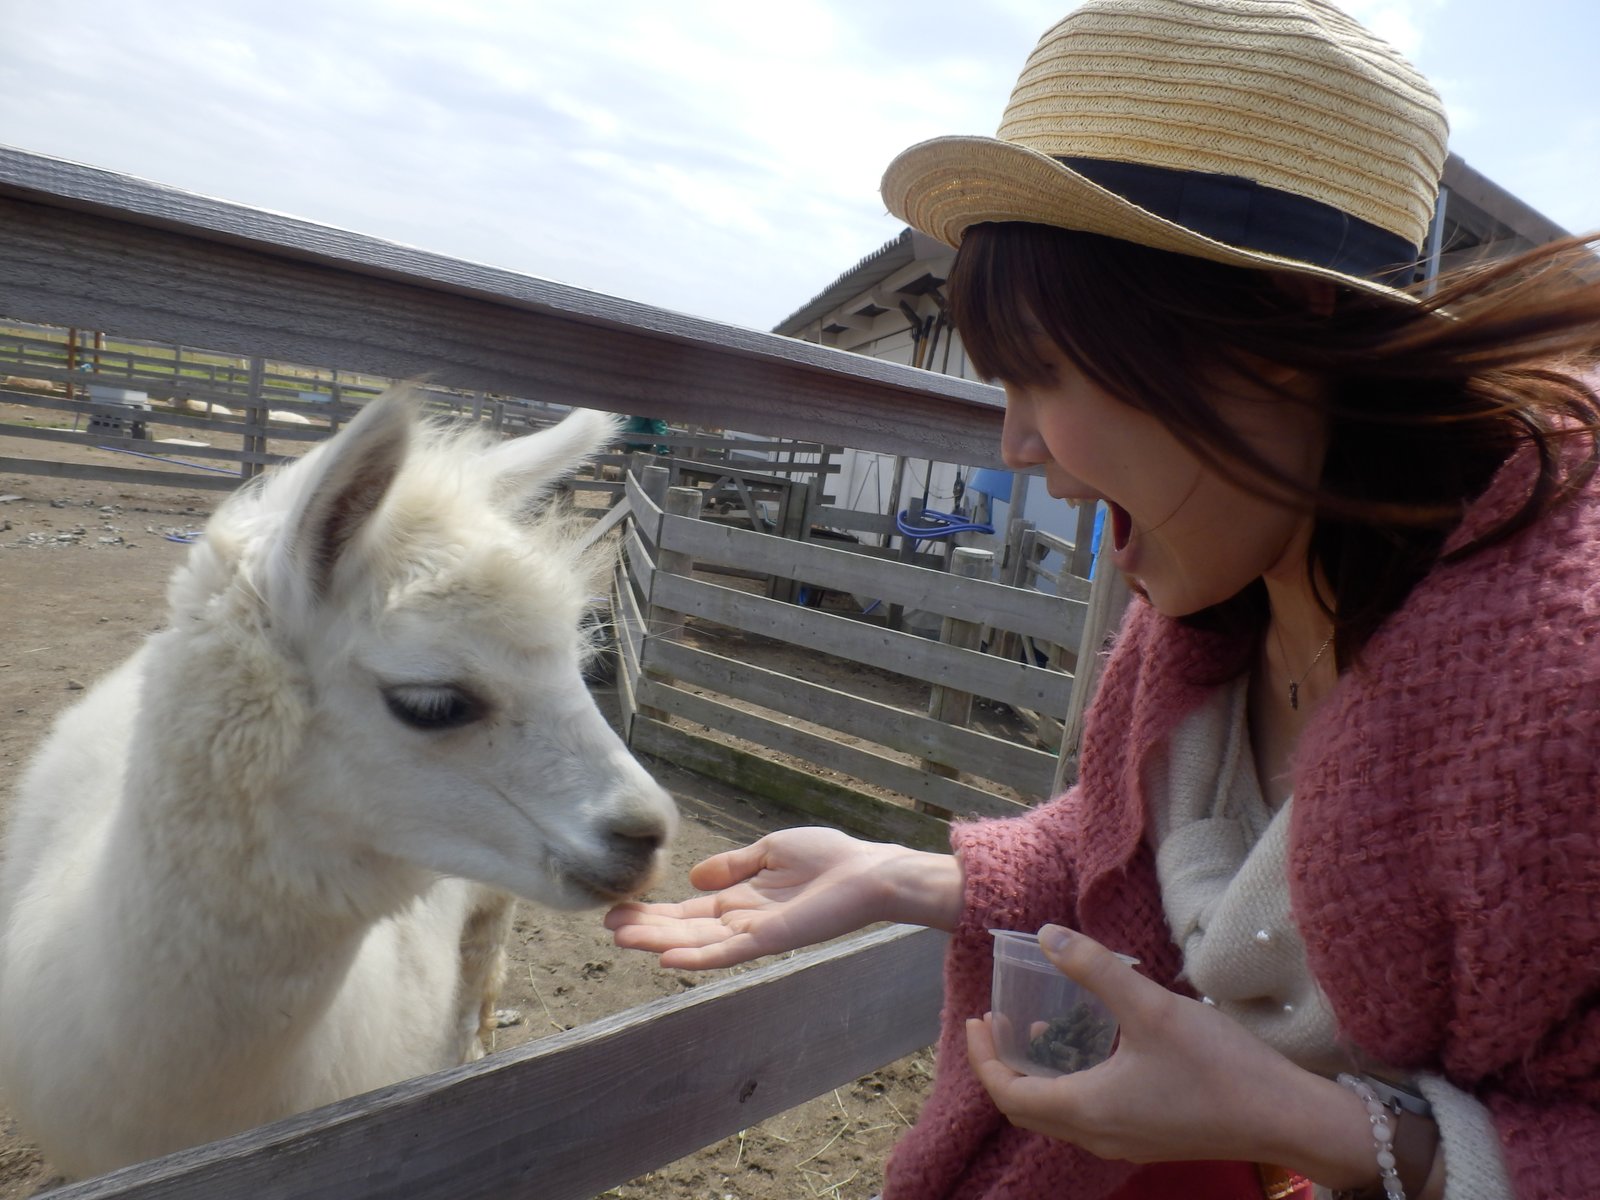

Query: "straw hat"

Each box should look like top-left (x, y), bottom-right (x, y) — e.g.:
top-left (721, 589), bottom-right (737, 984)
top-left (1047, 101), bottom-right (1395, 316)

top-left (881, 0), bottom-right (1449, 299)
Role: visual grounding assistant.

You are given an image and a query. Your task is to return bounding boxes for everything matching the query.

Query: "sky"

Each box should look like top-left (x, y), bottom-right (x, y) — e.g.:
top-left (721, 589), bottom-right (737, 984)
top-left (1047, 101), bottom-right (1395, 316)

top-left (1, 0), bottom-right (1596, 334)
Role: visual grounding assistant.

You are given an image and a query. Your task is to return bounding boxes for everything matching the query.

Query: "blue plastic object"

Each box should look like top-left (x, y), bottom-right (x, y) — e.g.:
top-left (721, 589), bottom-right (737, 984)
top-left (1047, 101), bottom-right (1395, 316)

top-left (896, 507), bottom-right (995, 540)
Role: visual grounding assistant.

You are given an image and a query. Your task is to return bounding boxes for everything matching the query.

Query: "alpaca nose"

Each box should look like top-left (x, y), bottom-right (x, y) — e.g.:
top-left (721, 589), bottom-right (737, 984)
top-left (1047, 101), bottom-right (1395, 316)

top-left (602, 828), bottom-right (667, 896)
top-left (608, 829), bottom-right (665, 866)
top-left (599, 770), bottom-right (676, 885)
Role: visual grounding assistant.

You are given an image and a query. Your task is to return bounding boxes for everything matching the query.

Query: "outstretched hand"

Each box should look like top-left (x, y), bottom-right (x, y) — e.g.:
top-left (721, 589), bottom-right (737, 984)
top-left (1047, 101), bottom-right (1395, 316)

top-left (605, 826), bottom-right (959, 970)
top-left (966, 925), bottom-right (1362, 1174)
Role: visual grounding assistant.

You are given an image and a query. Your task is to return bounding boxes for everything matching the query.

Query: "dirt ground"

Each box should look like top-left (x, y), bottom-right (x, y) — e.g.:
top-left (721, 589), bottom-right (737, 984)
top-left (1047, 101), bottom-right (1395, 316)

top-left (0, 409), bottom-right (936, 1199)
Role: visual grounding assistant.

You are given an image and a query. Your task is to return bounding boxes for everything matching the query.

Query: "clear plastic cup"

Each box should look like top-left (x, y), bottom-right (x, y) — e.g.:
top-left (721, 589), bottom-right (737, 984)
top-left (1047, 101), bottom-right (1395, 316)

top-left (987, 929), bottom-right (1134, 1078)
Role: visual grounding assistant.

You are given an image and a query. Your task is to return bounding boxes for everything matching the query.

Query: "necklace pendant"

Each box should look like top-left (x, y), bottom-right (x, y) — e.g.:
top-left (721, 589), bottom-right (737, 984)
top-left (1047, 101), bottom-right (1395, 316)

top-left (1288, 681), bottom-right (1300, 711)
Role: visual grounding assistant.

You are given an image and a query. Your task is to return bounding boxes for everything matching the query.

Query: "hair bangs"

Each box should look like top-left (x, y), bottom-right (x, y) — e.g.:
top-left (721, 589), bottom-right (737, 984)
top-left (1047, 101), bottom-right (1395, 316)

top-left (946, 223), bottom-right (1077, 387)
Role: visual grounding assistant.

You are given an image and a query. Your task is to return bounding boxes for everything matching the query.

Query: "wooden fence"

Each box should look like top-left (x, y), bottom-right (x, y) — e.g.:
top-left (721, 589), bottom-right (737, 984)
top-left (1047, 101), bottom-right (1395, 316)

top-left (42, 925), bottom-right (946, 1200)
top-left (0, 143), bottom-right (1127, 1198)
top-left (0, 321), bottom-right (594, 489)
top-left (610, 465), bottom-right (1094, 850)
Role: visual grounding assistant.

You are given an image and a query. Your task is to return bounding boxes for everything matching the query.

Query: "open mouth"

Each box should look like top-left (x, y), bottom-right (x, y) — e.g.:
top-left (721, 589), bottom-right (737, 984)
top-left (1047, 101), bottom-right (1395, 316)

top-left (1108, 502), bottom-right (1132, 552)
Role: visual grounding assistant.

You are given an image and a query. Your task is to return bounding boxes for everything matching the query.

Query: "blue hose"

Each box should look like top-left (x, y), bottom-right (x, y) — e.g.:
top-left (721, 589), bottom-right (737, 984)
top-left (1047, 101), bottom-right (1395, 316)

top-left (895, 507), bottom-right (995, 540)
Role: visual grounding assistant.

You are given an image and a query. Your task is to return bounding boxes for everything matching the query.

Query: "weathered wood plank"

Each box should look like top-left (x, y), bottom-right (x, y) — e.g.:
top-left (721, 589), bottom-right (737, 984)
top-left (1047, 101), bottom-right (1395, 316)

top-left (0, 345), bottom-right (369, 411)
top-left (0, 388), bottom-right (296, 452)
top-left (646, 638), bottom-right (1057, 798)
top-left (0, 455), bottom-right (236, 491)
top-left (45, 925), bottom-right (947, 1200)
top-left (809, 504), bottom-right (900, 538)
top-left (0, 418), bottom-right (280, 468)
top-left (632, 720), bottom-right (953, 851)
top-left (1054, 540), bottom-right (1134, 793)
top-left (624, 468), bottom-right (664, 551)
top-left (614, 563), bottom-right (647, 667)
top-left (621, 523), bottom-right (657, 610)
top-left (0, 148), bottom-right (1008, 466)
top-left (574, 492), bottom-right (632, 553)
top-left (652, 573), bottom-right (1075, 717)
top-left (921, 548), bottom-right (995, 815)
top-left (613, 565), bottom-right (644, 736)
top-left (661, 513), bottom-right (1089, 642)
top-left (639, 677), bottom-right (1029, 821)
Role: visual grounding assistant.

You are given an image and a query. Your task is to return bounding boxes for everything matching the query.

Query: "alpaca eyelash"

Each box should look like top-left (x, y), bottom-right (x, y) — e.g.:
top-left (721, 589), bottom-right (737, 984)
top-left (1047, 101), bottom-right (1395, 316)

top-left (381, 685), bottom-right (488, 731)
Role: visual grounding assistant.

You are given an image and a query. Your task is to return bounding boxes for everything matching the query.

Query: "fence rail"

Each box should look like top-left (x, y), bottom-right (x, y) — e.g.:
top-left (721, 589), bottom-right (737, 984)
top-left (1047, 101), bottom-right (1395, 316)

top-left (44, 927), bottom-right (946, 1200)
top-left (0, 145), bottom-right (1009, 465)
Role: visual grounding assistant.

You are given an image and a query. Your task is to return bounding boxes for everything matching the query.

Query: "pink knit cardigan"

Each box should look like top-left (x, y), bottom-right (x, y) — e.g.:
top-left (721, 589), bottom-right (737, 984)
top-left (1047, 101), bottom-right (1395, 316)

top-left (883, 448), bottom-right (1600, 1200)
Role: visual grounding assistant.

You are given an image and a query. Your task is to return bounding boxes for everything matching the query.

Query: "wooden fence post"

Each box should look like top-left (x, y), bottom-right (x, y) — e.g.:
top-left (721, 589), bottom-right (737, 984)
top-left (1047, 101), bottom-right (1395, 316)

top-left (988, 517), bottom-right (1033, 664)
top-left (656, 486), bottom-right (702, 606)
top-left (884, 455), bottom-right (908, 550)
top-left (1051, 538), bottom-right (1131, 795)
top-left (631, 452), bottom-right (666, 500)
top-left (1067, 501), bottom-right (1098, 581)
top-left (917, 546), bottom-right (994, 817)
top-left (771, 478), bottom-right (810, 603)
top-left (636, 459), bottom-right (669, 508)
top-left (638, 484), bottom-right (703, 727)
top-left (243, 355), bottom-right (266, 480)
top-left (888, 496), bottom-right (925, 632)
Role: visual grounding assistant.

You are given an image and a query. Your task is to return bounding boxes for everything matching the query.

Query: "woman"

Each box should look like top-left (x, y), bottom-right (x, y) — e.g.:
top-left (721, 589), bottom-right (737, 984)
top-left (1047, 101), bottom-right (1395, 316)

top-left (608, 2), bottom-right (1600, 1196)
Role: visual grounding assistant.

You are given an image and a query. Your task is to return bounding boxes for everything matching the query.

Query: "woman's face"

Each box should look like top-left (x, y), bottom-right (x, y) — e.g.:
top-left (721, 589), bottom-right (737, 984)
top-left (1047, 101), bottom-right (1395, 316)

top-left (998, 333), bottom-right (1325, 617)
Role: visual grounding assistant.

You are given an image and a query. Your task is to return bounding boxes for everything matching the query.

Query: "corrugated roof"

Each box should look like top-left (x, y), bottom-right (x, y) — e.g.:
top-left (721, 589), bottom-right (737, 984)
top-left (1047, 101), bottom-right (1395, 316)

top-left (771, 228), bottom-right (917, 336)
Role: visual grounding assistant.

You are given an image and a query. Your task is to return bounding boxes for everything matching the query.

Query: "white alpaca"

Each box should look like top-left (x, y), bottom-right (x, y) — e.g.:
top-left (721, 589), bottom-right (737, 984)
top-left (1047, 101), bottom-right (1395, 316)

top-left (0, 396), bottom-right (676, 1180)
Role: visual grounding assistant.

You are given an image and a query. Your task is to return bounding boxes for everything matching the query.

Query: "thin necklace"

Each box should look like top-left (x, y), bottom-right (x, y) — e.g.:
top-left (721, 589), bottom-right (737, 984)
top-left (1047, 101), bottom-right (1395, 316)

top-left (1276, 626), bottom-right (1335, 711)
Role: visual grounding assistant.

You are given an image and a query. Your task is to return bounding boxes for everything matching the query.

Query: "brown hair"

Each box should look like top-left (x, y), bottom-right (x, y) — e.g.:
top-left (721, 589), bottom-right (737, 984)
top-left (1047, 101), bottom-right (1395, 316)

top-left (946, 223), bottom-right (1600, 660)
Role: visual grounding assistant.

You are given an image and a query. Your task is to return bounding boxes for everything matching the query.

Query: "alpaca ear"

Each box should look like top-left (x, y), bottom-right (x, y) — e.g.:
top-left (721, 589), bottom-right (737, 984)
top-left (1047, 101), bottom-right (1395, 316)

top-left (483, 408), bottom-right (621, 515)
top-left (281, 396), bottom-right (412, 601)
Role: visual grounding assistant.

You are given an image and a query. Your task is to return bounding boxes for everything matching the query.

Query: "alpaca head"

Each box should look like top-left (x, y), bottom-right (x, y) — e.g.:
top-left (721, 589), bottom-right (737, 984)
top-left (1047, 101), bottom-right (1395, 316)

top-left (169, 395), bottom-right (677, 912)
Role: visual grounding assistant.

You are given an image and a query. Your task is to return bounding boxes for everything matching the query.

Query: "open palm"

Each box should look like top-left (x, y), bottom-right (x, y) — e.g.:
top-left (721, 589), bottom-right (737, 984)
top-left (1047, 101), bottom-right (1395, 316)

top-left (605, 827), bottom-right (904, 969)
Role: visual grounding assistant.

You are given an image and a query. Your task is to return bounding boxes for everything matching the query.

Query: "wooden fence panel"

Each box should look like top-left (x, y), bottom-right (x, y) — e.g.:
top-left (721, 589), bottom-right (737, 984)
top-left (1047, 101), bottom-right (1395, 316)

top-left (45, 927), bottom-right (946, 1200)
top-left (631, 720), bottom-right (953, 851)
top-left (650, 572), bottom-right (1074, 718)
top-left (637, 674), bottom-right (1029, 821)
top-left (661, 513), bottom-right (1088, 643)
top-left (808, 504), bottom-right (899, 540)
top-left (646, 638), bottom-right (1057, 797)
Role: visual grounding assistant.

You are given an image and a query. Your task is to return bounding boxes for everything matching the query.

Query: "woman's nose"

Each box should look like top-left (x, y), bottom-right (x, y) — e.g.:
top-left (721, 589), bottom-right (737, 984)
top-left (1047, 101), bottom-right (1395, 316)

top-left (1000, 391), bottom-right (1047, 470)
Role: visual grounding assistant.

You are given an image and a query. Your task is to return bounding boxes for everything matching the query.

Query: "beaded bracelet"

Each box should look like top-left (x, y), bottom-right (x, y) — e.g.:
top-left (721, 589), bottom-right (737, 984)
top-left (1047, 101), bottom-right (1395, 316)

top-left (1335, 1073), bottom-right (1406, 1200)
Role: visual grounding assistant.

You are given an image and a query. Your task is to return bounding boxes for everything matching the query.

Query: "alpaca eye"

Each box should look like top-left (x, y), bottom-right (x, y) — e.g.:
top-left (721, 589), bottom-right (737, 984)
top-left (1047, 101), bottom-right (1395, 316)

top-left (382, 685), bottom-right (487, 731)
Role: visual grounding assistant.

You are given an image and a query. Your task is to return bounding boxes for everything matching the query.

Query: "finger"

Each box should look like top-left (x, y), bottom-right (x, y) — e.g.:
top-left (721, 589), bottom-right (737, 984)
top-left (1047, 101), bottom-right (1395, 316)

top-left (609, 916), bottom-right (737, 954)
top-left (966, 1015), bottom-right (1025, 1096)
top-left (658, 932), bottom-right (765, 971)
top-left (1036, 924), bottom-right (1145, 1017)
top-left (603, 897), bottom-right (723, 928)
top-left (967, 1016), bottom-right (1090, 1142)
top-left (687, 839), bottom-right (772, 891)
top-left (965, 1014), bottom-right (1002, 1071)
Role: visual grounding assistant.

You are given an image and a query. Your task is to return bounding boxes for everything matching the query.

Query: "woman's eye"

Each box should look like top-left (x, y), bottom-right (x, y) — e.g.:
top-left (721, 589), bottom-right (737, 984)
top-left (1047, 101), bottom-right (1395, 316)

top-left (382, 685), bottom-right (487, 731)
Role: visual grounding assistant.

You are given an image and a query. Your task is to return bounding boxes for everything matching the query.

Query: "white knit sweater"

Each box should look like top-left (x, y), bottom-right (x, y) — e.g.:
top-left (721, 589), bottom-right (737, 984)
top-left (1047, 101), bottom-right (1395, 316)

top-left (1147, 678), bottom-right (1511, 1200)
